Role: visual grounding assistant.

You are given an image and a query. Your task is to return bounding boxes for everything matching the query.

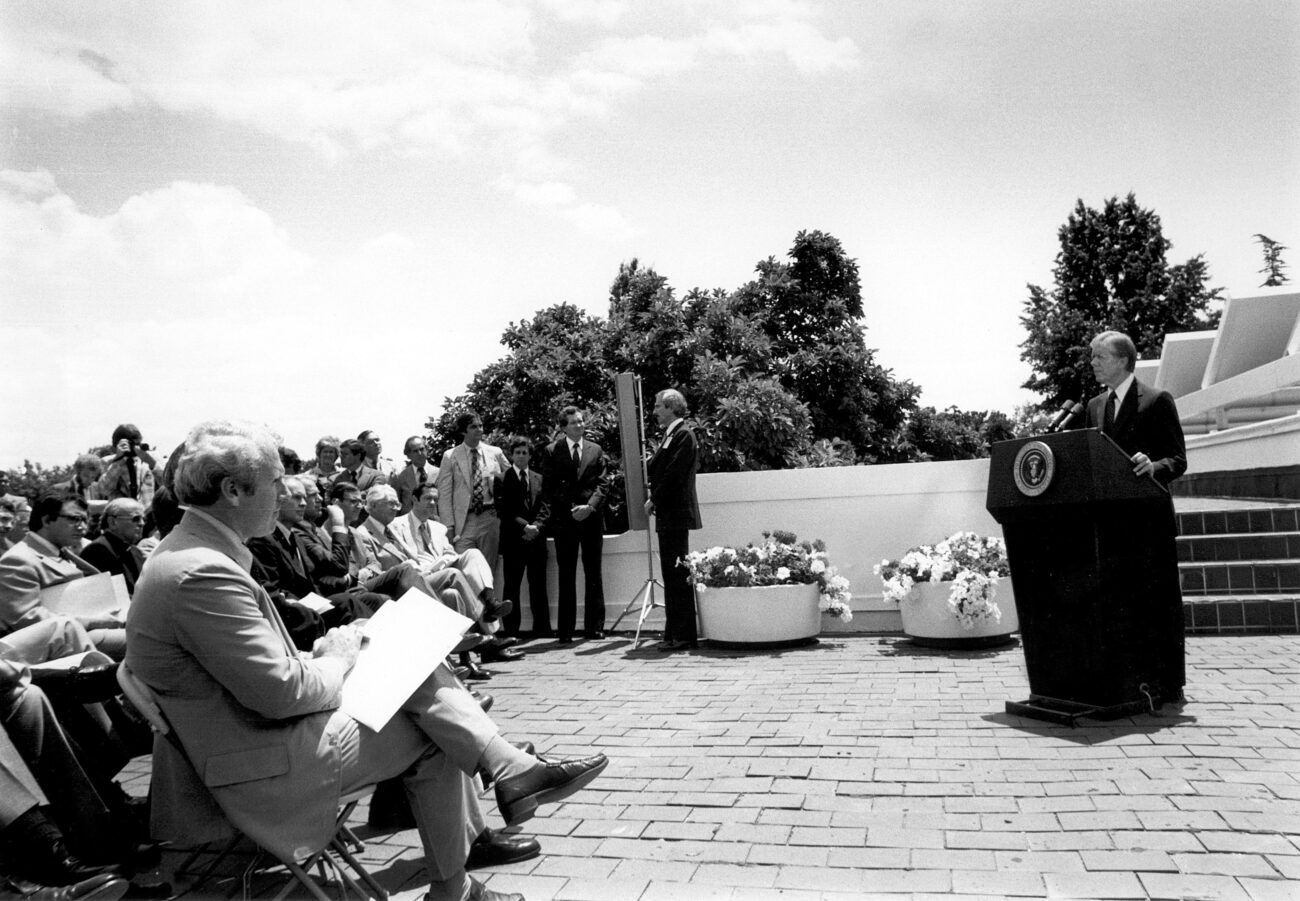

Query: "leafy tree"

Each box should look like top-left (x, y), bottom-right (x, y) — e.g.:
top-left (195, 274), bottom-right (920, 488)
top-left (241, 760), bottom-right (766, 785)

top-left (902, 407), bottom-right (1015, 461)
top-left (3, 461), bottom-right (75, 501)
top-left (430, 231), bottom-right (920, 473)
top-left (1254, 233), bottom-right (1289, 287)
top-left (1020, 194), bottom-right (1222, 407)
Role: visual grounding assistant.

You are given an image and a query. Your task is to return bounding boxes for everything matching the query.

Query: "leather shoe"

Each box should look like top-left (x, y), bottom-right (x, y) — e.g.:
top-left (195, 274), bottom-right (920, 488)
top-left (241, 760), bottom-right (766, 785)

top-left (494, 636), bottom-right (519, 649)
top-left (472, 690), bottom-right (493, 713)
top-left (494, 754), bottom-right (609, 826)
top-left (479, 593), bottom-right (514, 622)
top-left (451, 633), bottom-right (494, 655)
top-left (458, 877), bottom-right (523, 901)
top-left (461, 660), bottom-right (494, 682)
top-left (465, 828), bottom-right (541, 870)
top-left (556, 636), bottom-right (573, 645)
top-left (479, 643), bottom-right (525, 663)
top-left (29, 664), bottom-right (121, 704)
top-left (478, 741), bottom-right (536, 792)
top-left (584, 630), bottom-right (606, 640)
top-left (0, 874), bottom-right (131, 901)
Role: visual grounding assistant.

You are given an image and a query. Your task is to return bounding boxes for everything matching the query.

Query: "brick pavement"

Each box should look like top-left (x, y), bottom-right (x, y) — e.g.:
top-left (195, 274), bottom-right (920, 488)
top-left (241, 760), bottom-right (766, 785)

top-left (122, 633), bottom-right (1300, 900)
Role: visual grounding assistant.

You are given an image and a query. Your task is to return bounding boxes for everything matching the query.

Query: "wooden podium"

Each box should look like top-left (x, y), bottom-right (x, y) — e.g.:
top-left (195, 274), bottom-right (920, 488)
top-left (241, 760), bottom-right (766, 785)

top-left (986, 429), bottom-right (1185, 724)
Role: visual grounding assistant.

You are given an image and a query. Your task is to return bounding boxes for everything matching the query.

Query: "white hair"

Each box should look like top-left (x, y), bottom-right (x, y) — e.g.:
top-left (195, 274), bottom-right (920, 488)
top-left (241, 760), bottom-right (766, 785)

top-left (174, 420), bottom-right (282, 506)
top-left (364, 484), bottom-right (399, 512)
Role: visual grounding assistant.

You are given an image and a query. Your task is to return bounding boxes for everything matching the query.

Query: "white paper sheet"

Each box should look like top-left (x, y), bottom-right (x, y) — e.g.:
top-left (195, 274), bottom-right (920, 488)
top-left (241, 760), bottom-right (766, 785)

top-left (39, 573), bottom-right (129, 620)
top-left (297, 592), bottom-right (336, 614)
top-left (340, 588), bottom-right (474, 732)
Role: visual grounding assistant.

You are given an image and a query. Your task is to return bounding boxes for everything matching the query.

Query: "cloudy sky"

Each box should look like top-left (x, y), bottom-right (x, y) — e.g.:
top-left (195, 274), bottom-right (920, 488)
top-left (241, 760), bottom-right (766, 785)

top-left (3, 0), bottom-right (1297, 468)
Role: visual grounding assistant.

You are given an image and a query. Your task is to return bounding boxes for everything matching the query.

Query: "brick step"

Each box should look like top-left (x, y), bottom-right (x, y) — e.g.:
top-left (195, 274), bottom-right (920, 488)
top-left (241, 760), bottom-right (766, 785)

top-left (1177, 505), bottom-right (1300, 536)
top-left (1177, 531), bottom-right (1300, 563)
top-left (1179, 558), bottom-right (1300, 595)
top-left (1184, 594), bottom-right (1300, 634)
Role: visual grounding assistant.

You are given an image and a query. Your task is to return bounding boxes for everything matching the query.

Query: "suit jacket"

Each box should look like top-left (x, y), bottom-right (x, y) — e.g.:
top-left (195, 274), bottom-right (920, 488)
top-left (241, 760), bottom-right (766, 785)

top-left (125, 509), bottom-right (351, 861)
top-left (494, 468), bottom-right (549, 555)
top-left (391, 462), bottom-right (439, 515)
top-left (79, 533), bottom-right (146, 595)
top-left (246, 524), bottom-right (317, 601)
top-left (1085, 378), bottom-right (1187, 488)
top-left (289, 521), bottom-right (353, 596)
top-left (335, 464), bottom-right (386, 494)
top-left (647, 421), bottom-right (702, 533)
top-left (541, 439), bottom-right (606, 535)
top-left (0, 535), bottom-right (84, 635)
top-left (435, 443), bottom-right (509, 538)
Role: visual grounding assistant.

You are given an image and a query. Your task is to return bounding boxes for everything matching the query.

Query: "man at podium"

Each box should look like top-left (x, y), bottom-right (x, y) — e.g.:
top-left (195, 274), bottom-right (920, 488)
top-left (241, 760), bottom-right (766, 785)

top-left (1085, 330), bottom-right (1186, 488)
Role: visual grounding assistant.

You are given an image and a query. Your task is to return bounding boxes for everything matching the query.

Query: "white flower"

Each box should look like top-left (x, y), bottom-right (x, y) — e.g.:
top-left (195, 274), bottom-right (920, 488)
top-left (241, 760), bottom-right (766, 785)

top-left (775, 566), bottom-right (791, 581)
top-left (811, 560), bottom-right (826, 574)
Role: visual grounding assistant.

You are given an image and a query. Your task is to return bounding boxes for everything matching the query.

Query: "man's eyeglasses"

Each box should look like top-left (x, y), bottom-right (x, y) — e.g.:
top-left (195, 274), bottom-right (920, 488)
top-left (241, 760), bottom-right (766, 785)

top-left (114, 515), bottom-right (146, 523)
top-left (58, 514), bottom-right (89, 526)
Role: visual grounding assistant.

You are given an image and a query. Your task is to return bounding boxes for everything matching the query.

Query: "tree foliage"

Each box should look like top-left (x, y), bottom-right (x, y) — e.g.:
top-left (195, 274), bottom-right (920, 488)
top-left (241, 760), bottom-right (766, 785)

top-left (429, 231), bottom-right (920, 473)
top-left (1254, 233), bottom-right (1289, 287)
top-left (1020, 194), bottom-right (1223, 407)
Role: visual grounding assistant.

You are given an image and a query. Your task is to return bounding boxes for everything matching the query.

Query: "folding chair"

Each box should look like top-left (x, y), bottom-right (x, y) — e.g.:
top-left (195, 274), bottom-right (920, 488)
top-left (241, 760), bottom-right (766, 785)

top-left (116, 663), bottom-right (388, 900)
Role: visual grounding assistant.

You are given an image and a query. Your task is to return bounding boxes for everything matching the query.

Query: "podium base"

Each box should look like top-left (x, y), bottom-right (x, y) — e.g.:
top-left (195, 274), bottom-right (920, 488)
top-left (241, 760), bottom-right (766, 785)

top-left (1005, 694), bottom-right (1155, 726)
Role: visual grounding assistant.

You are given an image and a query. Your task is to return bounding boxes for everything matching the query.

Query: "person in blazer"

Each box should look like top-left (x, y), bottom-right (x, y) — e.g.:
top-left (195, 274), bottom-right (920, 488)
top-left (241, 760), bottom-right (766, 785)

top-left (126, 420), bottom-right (605, 901)
top-left (1084, 331), bottom-right (1187, 488)
top-left (494, 437), bottom-right (551, 638)
top-left (436, 413), bottom-right (510, 573)
top-left (541, 407), bottom-right (607, 642)
top-left (78, 498), bottom-right (146, 595)
top-left (335, 439), bottom-right (386, 494)
top-left (645, 389), bottom-right (703, 651)
top-left (392, 436), bottom-right (439, 515)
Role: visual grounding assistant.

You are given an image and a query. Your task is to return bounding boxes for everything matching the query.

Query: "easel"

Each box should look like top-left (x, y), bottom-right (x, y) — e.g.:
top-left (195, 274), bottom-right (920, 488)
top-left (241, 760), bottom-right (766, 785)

top-left (609, 525), bottom-right (663, 648)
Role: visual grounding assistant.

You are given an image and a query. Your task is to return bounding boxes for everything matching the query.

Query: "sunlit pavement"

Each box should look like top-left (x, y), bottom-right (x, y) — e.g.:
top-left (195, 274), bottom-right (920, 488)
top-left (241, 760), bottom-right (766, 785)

top-left (121, 632), bottom-right (1300, 900)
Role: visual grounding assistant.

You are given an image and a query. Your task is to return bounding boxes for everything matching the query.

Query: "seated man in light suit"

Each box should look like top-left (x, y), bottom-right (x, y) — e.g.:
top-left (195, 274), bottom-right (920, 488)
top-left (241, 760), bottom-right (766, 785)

top-left (125, 420), bottom-right (607, 901)
top-left (0, 495), bottom-right (126, 660)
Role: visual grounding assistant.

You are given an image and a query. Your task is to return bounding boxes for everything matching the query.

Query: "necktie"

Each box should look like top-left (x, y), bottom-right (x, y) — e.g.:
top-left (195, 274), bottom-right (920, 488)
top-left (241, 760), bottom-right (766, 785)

top-left (470, 449), bottom-right (485, 512)
top-left (417, 465), bottom-right (427, 488)
top-left (60, 547), bottom-right (101, 576)
top-left (127, 459), bottom-right (139, 501)
top-left (419, 521), bottom-right (431, 554)
top-left (1103, 391), bottom-right (1117, 435)
top-left (571, 442), bottom-right (581, 470)
top-left (384, 526), bottom-right (410, 559)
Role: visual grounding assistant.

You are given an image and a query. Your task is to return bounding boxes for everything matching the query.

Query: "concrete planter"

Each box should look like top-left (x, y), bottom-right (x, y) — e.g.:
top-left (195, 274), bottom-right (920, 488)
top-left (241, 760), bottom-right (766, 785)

top-left (899, 577), bottom-right (1019, 649)
top-left (697, 582), bottom-right (821, 648)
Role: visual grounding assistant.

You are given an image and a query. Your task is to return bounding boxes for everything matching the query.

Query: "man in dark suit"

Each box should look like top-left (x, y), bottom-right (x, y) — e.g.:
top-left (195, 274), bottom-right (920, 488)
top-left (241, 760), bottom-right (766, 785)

top-left (644, 389), bottom-right (703, 651)
top-left (79, 499), bottom-right (146, 595)
top-left (495, 438), bottom-right (551, 639)
top-left (336, 439), bottom-right (386, 493)
top-left (541, 407), bottom-right (607, 643)
top-left (1084, 331), bottom-right (1187, 487)
top-left (1084, 329), bottom-right (1187, 701)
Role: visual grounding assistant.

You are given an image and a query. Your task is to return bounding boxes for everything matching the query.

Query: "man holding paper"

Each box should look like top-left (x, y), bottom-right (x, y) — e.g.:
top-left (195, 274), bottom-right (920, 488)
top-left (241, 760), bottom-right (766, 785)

top-left (0, 495), bottom-right (127, 660)
top-left (127, 420), bottom-right (607, 901)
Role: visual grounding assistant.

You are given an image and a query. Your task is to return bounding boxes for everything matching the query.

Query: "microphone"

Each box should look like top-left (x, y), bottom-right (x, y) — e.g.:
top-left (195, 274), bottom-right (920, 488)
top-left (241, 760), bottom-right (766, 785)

top-left (1043, 401), bottom-right (1074, 433)
top-left (1050, 402), bottom-right (1084, 433)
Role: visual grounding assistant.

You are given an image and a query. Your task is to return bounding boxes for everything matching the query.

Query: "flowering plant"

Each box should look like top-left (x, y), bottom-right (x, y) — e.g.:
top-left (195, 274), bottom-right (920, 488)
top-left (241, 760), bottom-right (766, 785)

top-left (682, 530), bottom-right (853, 622)
top-left (873, 531), bottom-right (1010, 630)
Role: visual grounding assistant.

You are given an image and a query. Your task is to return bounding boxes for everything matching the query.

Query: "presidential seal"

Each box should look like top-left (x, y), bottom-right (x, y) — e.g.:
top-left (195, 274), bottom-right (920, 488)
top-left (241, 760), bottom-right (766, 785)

top-left (1012, 440), bottom-right (1054, 497)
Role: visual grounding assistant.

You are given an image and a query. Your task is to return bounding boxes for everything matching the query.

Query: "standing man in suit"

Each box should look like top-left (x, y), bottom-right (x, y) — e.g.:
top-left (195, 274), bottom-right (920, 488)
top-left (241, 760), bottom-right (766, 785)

top-left (393, 436), bottom-right (438, 515)
top-left (1085, 329), bottom-right (1187, 700)
top-left (126, 419), bottom-right (607, 901)
top-left (495, 438), bottom-right (551, 639)
top-left (336, 439), bottom-right (386, 494)
top-left (542, 407), bottom-right (607, 643)
top-left (645, 389), bottom-right (703, 652)
top-left (1085, 330), bottom-right (1187, 487)
top-left (437, 413), bottom-right (510, 574)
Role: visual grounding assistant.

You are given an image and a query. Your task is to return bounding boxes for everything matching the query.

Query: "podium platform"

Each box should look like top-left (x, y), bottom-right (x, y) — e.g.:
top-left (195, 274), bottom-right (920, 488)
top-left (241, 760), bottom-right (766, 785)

top-left (987, 429), bottom-right (1185, 724)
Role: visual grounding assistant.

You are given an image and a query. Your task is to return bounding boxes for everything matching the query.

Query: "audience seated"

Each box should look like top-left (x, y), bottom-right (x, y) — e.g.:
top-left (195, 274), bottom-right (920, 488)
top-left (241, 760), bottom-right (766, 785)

top-left (0, 496), bottom-right (126, 660)
top-left (126, 419), bottom-right (606, 901)
top-left (77, 501), bottom-right (145, 596)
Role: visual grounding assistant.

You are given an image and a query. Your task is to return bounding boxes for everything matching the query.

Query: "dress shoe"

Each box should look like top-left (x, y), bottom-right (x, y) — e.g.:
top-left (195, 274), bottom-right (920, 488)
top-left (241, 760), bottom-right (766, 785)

top-left (461, 660), bottom-right (494, 682)
top-left (29, 664), bottom-right (121, 704)
top-left (451, 633), bottom-right (494, 655)
top-left (654, 639), bottom-right (696, 652)
top-left (471, 690), bottom-right (493, 713)
top-left (457, 877), bottom-right (523, 901)
top-left (479, 643), bottom-right (525, 664)
top-left (556, 636), bottom-right (573, 645)
top-left (2, 811), bottom-right (121, 887)
top-left (494, 636), bottom-right (519, 649)
top-left (584, 630), bottom-right (606, 640)
top-left (0, 874), bottom-right (130, 901)
top-left (494, 754), bottom-right (609, 826)
top-left (479, 593), bottom-right (514, 622)
top-left (465, 828), bottom-right (541, 870)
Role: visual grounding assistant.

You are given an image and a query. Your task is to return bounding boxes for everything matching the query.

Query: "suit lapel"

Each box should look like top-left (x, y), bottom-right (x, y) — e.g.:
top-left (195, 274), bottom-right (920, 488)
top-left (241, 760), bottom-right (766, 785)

top-left (1114, 383), bottom-right (1140, 436)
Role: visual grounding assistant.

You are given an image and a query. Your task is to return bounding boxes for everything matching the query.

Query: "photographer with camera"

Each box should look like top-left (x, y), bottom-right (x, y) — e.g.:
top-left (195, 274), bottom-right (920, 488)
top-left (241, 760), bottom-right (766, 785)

top-left (97, 425), bottom-right (156, 508)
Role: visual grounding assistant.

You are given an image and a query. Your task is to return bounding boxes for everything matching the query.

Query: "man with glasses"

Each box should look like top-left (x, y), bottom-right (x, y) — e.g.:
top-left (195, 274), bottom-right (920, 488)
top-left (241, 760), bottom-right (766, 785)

top-left (0, 495), bottom-right (127, 659)
top-left (79, 500), bottom-right (146, 595)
